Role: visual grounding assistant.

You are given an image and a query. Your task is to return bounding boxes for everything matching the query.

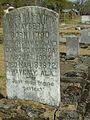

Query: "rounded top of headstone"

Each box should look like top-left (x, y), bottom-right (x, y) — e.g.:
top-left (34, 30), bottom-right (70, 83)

top-left (4, 6), bottom-right (58, 17)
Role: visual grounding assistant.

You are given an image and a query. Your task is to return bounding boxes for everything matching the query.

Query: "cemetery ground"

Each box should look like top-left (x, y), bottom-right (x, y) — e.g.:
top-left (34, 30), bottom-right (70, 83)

top-left (0, 26), bottom-right (90, 119)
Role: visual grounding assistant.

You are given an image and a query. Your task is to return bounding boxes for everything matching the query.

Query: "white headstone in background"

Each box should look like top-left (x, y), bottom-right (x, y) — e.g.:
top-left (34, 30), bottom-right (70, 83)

top-left (3, 6), bottom-right (60, 106)
top-left (81, 15), bottom-right (90, 24)
top-left (66, 37), bottom-right (80, 59)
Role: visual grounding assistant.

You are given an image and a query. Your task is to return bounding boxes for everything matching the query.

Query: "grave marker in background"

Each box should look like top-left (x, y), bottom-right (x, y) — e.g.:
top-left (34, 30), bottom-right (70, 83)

top-left (60, 36), bottom-right (66, 43)
top-left (81, 30), bottom-right (90, 44)
top-left (81, 16), bottom-right (90, 24)
top-left (66, 37), bottom-right (80, 59)
top-left (3, 6), bottom-right (60, 106)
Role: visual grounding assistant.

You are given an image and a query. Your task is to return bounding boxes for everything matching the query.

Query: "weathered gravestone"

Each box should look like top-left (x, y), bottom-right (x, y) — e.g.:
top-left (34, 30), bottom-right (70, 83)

top-left (3, 6), bottom-right (60, 106)
top-left (59, 36), bottom-right (66, 43)
top-left (66, 37), bottom-right (80, 59)
top-left (81, 15), bottom-right (90, 24)
top-left (81, 29), bottom-right (90, 44)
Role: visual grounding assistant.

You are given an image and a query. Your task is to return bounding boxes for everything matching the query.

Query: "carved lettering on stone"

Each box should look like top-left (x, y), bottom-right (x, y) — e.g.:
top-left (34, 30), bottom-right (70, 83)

top-left (3, 6), bottom-right (60, 106)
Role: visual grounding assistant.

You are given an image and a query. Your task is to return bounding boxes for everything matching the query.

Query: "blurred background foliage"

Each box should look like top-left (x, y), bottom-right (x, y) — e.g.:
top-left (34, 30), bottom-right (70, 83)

top-left (0, 0), bottom-right (90, 15)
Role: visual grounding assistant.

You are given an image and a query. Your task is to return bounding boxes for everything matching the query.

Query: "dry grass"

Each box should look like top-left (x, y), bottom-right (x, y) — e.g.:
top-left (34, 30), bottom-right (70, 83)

top-left (0, 44), bottom-right (5, 76)
top-left (0, 28), bottom-right (3, 34)
top-left (60, 29), bottom-right (80, 36)
top-left (0, 44), bottom-right (6, 96)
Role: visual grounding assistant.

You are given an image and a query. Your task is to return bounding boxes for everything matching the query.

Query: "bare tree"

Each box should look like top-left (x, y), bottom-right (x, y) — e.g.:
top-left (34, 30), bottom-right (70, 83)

top-left (75, 0), bottom-right (86, 14)
top-left (82, 0), bottom-right (90, 14)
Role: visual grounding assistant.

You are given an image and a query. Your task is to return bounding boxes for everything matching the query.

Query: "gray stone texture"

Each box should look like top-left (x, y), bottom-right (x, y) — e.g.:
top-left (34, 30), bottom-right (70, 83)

top-left (3, 6), bottom-right (60, 106)
top-left (66, 37), bottom-right (80, 59)
top-left (81, 29), bottom-right (90, 44)
top-left (60, 36), bottom-right (66, 43)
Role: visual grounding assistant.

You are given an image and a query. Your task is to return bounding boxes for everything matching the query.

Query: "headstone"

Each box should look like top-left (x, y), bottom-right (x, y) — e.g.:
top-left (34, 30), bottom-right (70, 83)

top-left (60, 35), bottom-right (77, 43)
top-left (66, 37), bottom-right (80, 59)
top-left (81, 30), bottom-right (90, 44)
top-left (3, 6), bottom-right (60, 106)
top-left (59, 36), bottom-right (66, 43)
top-left (81, 15), bottom-right (90, 24)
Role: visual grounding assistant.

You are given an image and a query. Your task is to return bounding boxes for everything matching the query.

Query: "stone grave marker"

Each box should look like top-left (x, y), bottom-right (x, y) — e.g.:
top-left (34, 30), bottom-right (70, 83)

top-left (59, 36), bottom-right (66, 43)
top-left (81, 29), bottom-right (90, 44)
top-left (81, 15), bottom-right (90, 24)
top-left (3, 6), bottom-right (60, 106)
top-left (66, 37), bottom-right (80, 59)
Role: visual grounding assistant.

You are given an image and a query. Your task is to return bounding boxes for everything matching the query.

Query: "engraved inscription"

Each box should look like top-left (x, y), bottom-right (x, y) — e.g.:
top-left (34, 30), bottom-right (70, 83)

top-left (3, 6), bottom-right (60, 106)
